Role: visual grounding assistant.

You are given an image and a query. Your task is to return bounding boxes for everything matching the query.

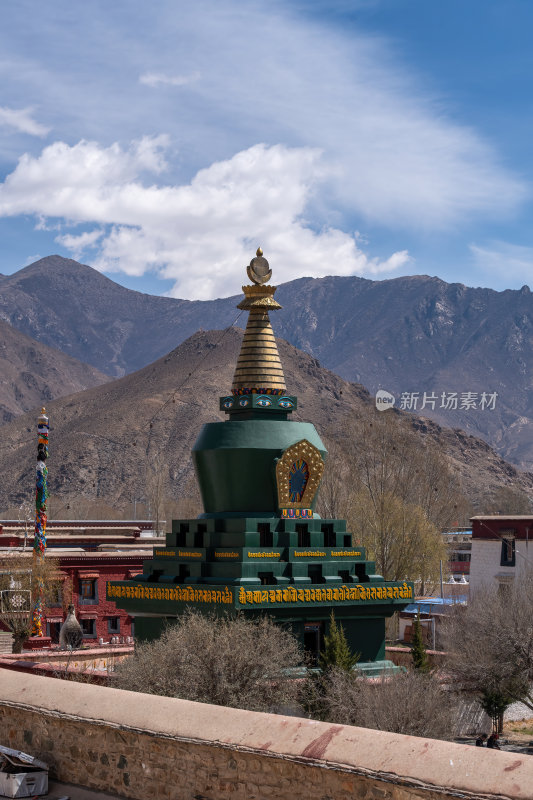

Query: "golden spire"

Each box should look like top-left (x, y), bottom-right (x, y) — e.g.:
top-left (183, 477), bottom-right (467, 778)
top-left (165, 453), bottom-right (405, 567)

top-left (232, 249), bottom-right (286, 394)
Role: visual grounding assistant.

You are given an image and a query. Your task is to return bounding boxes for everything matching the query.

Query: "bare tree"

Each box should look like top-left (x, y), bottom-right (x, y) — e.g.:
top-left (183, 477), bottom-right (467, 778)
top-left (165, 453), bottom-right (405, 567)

top-left (17, 500), bottom-right (33, 550)
top-left (443, 570), bottom-right (533, 725)
top-left (349, 491), bottom-right (445, 589)
top-left (486, 485), bottom-right (532, 515)
top-left (315, 439), bottom-right (352, 520)
top-left (320, 409), bottom-right (458, 587)
top-left (0, 553), bottom-right (65, 652)
top-left (146, 458), bottom-right (166, 536)
top-left (346, 408), bottom-right (467, 526)
top-left (114, 610), bottom-right (302, 712)
top-left (320, 667), bottom-right (456, 740)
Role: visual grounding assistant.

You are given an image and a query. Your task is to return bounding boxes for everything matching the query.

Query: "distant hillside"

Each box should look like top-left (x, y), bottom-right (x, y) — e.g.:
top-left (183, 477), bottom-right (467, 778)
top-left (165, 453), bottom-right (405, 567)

top-left (0, 319), bottom-right (108, 423)
top-left (0, 255), bottom-right (232, 377)
top-left (2, 255), bottom-right (533, 468)
top-left (0, 329), bottom-right (529, 514)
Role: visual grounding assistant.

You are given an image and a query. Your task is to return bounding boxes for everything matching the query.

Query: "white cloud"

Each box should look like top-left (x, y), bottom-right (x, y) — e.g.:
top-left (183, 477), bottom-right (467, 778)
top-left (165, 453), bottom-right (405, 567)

top-left (55, 229), bottom-right (103, 258)
top-left (0, 106), bottom-right (50, 137)
top-left (24, 254), bottom-right (41, 266)
top-left (470, 241), bottom-right (533, 286)
top-left (0, 1), bottom-right (525, 230)
top-left (139, 71), bottom-right (200, 88)
top-left (0, 136), bottom-right (410, 299)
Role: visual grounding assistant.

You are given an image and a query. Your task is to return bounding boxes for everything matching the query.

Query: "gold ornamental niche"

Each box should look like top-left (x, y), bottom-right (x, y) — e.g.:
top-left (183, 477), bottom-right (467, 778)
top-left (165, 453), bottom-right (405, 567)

top-left (275, 439), bottom-right (324, 510)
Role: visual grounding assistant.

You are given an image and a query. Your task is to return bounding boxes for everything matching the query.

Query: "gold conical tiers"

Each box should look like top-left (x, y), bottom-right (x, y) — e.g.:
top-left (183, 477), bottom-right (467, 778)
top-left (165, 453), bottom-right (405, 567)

top-left (232, 307), bottom-right (286, 393)
top-left (231, 250), bottom-right (286, 394)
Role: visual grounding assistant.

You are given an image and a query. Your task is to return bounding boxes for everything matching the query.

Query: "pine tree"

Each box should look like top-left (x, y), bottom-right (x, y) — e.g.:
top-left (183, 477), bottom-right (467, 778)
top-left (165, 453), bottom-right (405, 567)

top-left (319, 611), bottom-right (359, 673)
top-left (480, 689), bottom-right (513, 734)
top-left (411, 612), bottom-right (430, 673)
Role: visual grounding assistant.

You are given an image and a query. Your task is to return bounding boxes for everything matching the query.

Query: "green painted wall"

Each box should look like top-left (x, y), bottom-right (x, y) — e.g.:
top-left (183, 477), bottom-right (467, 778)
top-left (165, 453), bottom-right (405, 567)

top-left (193, 420), bottom-right (326, 514)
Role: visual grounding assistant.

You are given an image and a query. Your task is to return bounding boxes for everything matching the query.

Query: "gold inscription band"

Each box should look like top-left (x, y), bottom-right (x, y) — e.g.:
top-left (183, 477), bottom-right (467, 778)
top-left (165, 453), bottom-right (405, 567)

top-left (238, 583), bottom-right (413, 606)
top-left (107, 581), bottom-right (412, 607)
top-left (108, 583), bottom-right (233, 604)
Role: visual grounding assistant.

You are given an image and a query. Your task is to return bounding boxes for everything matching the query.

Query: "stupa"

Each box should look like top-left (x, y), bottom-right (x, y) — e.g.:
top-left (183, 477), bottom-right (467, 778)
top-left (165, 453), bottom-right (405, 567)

top-left (108, 250), bottom-right (413, 662)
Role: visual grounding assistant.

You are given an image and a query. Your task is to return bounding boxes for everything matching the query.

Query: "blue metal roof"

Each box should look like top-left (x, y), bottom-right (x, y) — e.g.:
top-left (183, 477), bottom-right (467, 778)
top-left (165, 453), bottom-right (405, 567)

top-left (404, 597), bottom-right (467, 614)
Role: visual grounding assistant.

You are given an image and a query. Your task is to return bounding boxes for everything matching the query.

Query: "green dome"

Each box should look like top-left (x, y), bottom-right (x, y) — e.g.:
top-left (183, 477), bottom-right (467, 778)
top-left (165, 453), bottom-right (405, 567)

top-left (192, 419), bottom-right (327, 517)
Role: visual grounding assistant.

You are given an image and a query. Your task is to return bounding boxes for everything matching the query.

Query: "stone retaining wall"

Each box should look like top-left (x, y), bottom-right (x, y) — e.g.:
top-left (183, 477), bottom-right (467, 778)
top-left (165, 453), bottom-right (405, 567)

top-left (0, 644), bottom-right (133, 667)
top-left (0, 669), bottom-right (531, 800)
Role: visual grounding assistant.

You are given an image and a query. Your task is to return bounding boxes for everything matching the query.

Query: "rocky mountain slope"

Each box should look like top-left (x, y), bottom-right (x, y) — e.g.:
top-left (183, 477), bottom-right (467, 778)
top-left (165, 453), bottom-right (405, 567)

top-left (0, 319), bottom-right (108, 423)
top-left (2, 256), bottom-right (533, 468)
top-left (0, 256), bottom-right (231, 377)
top-left (0, 329), bottom-right (529, 514)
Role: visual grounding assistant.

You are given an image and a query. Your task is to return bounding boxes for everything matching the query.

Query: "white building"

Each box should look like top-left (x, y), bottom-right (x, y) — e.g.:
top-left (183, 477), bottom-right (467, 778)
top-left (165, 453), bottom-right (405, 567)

top-left (469, 515), bottom-right (533, 595)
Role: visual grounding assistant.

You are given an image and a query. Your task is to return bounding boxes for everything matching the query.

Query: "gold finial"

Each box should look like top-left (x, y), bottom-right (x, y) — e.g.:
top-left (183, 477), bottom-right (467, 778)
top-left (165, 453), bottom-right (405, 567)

top-left (247, 249), bottom-right (272, 285)
top-left (41, 407), bottom-right (46, 414)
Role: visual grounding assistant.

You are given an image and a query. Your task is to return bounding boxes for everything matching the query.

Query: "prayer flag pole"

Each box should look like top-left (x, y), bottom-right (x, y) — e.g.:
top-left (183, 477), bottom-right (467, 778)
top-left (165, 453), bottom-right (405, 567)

top-left (31, 407), bottom-right (49, 636)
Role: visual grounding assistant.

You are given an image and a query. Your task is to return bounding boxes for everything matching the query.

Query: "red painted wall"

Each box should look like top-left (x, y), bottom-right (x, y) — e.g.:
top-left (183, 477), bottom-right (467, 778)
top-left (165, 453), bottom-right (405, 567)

top-left (471, 517), bottom-right (533, 540)
top-left (449, 560), bottom-right (470, 574)
top-left (48, 555), bottom-right (147, 644)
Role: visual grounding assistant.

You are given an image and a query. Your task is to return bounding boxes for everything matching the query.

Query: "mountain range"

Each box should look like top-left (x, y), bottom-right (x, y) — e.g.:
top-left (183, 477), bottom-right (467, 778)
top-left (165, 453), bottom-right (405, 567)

top-left (0, 329), bottom-right (528, 516)
top-left (1, 255), bottom-right (533, 469)
top-left (0, 318), bottom-right (108, 424)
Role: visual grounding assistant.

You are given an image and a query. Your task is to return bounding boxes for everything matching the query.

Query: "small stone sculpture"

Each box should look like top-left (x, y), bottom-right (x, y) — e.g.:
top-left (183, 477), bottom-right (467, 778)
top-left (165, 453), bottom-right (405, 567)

top-left (59, 604), bottom-right (83, 650)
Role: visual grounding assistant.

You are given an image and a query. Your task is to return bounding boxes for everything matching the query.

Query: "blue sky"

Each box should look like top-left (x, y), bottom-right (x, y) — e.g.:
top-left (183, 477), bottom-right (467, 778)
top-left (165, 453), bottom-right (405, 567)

top-left (0, 0), bottom-right (532, 299)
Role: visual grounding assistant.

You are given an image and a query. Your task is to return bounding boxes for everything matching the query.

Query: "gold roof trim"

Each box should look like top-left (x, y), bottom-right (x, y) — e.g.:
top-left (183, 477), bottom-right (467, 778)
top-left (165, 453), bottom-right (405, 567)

top-left (237, 285), bottom-right (282, 311)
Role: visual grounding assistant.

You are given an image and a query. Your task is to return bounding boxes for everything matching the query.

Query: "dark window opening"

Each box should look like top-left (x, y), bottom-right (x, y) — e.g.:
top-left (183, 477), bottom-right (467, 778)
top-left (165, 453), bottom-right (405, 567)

top-left (258, 572), bottom-right (276, 586)
top-left (500, 537), bottom-right (516, 567)
top-left (304, 623), bottom-right (322, 667)
top-left (498, 580), bottom-right (513, 599)
top-left (147, 569), bottom-right (163, 582)
top-left (338, 570), bottom-right (351, 584)
top-left (47, 621), bottom-right (61, 644)
top-left (175, 564), bottom-right (190, 584)
top-left (322, 524), bottom-right (336, 547)
top-left (176, 523), bottom-right (189, 546)
top-left (194, 524), bottom-right (206, 548)
top-left (308, 565), bottom-right (323, 584)
top-left (258, 523), bottom-right (273, 548)
top-left (108, 617), bottom-right (120, 634)
top-left (81, 618), bottom-right (96, 638)
top-left (297, 524), bottom-right (310, 547)
top-left (343, 534), bottom-right (352, 547)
